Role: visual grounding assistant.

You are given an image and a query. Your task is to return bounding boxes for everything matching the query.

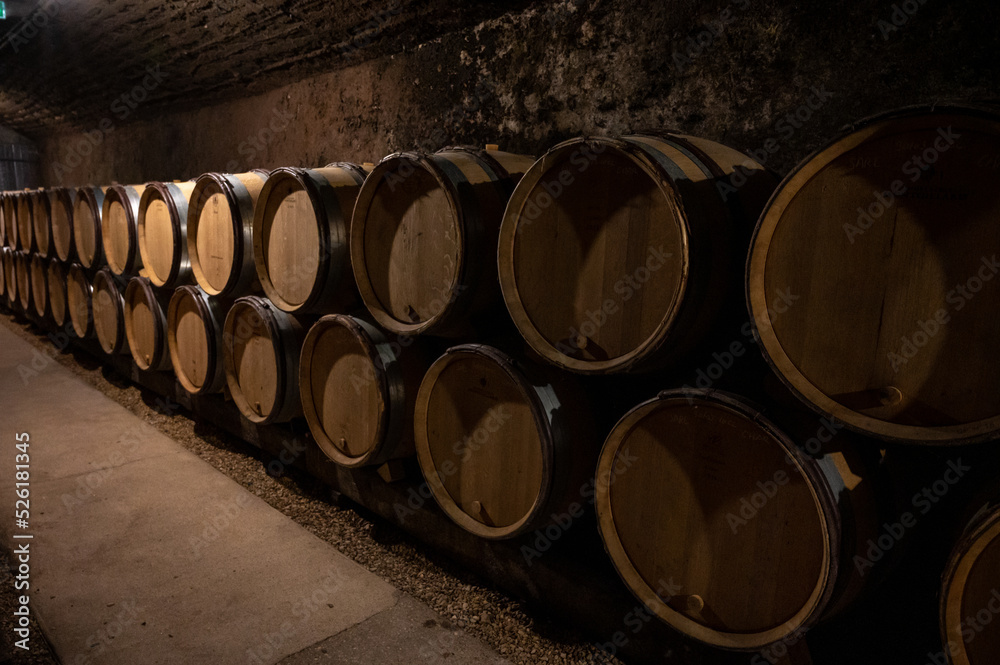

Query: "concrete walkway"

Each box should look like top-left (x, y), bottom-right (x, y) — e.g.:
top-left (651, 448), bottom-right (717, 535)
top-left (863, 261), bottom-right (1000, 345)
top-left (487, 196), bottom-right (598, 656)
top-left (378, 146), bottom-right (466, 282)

top-left (0, 323), bottom-right (507, 665)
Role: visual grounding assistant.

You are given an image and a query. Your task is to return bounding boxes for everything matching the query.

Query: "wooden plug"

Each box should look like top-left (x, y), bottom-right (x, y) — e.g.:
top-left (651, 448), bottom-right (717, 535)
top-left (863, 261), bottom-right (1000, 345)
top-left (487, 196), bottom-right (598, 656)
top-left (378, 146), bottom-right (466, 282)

top-left (470, 500), bottom-right (494, 526)
top-left (879, 386), bottom-right (903, 406)
top-left (831, 387), bottom-right (903, 411)
top-left (668, 594), bottom-right (705, 614)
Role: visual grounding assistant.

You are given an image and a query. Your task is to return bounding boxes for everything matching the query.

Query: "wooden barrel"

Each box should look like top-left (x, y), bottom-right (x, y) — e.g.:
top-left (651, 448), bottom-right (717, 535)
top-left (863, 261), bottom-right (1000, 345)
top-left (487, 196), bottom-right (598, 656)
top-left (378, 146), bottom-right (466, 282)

top-left (1, 193), bottom-right (9, 248)
top-left (3, 247), bottom-right (17, 310)
top-left (595, 389), bottom-right (881, 650)
top-left (49, 188), bottom-right (75, 262)
top-left (5, 192), bottom-right (16, 249)
top-left (940, 503), bottom-right (1000, 665)
top-left (3, 245), bottom-right (11, 300)
top-left (0, 193), bottom-right (7, 248)
top-left (123, 276), bottom-right (172, 371)
top-left (16, 191), bottom-right (33, 252)
top-left (14, 250), bottom-right (31, 311)
top-left (3, 247), bottom-right (12, 306)
top-left (8, 193), bottom-right (20, 248)
top-left (498, 134), bottom-right (777, 374)
top-left (300, 314), bottom-right (429, 468)
top-left (8, 193), bottom-right (21, 250)
top-left (0, 245), bottom-right (8, 300)
top-left (351, 147), bottom-right (535, 337)
top-left (29, 254), bottom-right (49, 318)
top-left (47, 260), bottom-right (69, 328)
top-left (101, 184), bottom-right (143, 276)
top-left (92, 268), bottom-right (128, 354)
top-left (73, 186), bottom-right (106, 270)
top-left (747, 105), bottom-right (1000, 444)
top-left (187, 171), bottom-right (267, 297)
top-left (31, 188), bottom-right (52, 258)
top-left (413, 343), bottom-right (598, 539)
top-left (253, 164), bottom-right (367, 313)
top-left (222, 295), bottom-right (308, 424)
top-left (11, 193), bottom-right (23, 249)
top-left (137, 181), bottom-right (197, 288)
top-left (7, 193), bottom-right (19, 248)
top-left (167, 285), bottom-right (229, 394)
top-left (66, 264), bottom-right (94, 338)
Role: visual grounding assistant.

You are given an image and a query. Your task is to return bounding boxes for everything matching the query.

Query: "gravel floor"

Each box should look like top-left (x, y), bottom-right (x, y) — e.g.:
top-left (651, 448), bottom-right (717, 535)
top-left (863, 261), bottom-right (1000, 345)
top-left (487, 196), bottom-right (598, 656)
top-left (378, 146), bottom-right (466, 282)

top-left (0, 314), bottom-right (622, 665)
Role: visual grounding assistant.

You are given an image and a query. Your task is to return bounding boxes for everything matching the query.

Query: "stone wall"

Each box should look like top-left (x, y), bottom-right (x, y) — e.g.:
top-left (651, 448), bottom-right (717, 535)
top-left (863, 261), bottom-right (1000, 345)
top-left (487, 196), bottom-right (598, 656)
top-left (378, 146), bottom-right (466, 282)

top-left (23, 0), bottom-right (1000, 187)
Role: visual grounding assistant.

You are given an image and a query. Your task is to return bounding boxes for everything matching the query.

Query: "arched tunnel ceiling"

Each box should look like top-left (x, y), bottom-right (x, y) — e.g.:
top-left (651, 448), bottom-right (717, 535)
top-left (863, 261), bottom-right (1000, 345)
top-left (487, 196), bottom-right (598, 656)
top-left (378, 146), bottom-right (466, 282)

top-left (0, 0), bottom-right (534, 138)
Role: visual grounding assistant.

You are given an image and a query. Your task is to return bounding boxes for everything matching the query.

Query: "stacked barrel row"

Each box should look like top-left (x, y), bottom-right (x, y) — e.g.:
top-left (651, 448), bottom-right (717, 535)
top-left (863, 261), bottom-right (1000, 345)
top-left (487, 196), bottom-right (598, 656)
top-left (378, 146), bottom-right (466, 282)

top-left (2, 105), bottom-right (998, 663)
